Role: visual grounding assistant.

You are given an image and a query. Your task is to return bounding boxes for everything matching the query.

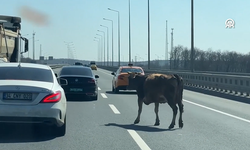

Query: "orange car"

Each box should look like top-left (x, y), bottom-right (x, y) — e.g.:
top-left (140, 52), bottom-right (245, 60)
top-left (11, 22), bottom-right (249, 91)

top-left (111, 64), bottom-right (145, 93)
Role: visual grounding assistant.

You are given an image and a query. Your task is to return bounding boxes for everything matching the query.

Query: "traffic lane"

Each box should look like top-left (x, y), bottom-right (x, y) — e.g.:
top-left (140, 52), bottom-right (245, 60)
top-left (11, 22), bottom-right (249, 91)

top-left (93, 69), bottom-right (113, 91)
top-left (184, 90), bottom-right (250, 121)
top-left (52, 67), bottom-right (61, 75)
top-left (97, 68), bottom-right (250, 123)
top-left (102, 88), bottom-right (250, 150)
top-left (0, 92), bottom-right (139, 150)
top-left (97, 68), bottom-right (250, 150)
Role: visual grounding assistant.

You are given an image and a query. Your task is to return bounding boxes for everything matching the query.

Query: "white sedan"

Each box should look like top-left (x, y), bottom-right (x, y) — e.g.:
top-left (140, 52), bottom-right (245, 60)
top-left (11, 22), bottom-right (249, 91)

top-left (0, 63), bottom-right (67, 136)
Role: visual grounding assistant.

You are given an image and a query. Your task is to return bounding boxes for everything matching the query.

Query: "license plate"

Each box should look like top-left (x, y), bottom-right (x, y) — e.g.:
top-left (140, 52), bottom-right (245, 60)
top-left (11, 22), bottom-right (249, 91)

top-left (3, 92), bottom-right (32, 100)
top-left (70, 88), bottom-right (83, 92)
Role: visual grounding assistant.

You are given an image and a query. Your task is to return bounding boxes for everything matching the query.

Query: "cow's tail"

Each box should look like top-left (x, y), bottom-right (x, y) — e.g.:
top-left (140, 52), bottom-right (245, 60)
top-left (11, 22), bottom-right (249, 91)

top-left (173, 74), bottom-right (184, 112)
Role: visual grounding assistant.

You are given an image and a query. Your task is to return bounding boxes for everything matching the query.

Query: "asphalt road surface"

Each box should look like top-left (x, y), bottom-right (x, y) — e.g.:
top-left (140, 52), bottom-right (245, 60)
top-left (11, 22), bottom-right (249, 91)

top-left (1, 67), bottom-right (250, 150)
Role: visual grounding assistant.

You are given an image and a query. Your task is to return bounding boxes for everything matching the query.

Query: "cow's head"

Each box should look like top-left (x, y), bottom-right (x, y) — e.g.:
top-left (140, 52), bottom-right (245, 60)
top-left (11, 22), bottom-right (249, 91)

top-left (127, 72), bottom-right (143, 90)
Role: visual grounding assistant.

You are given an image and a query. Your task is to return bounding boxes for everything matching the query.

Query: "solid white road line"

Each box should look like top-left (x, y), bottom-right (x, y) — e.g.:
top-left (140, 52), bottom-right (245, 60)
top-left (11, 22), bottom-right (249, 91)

top-left (100, 93), bottom-right (107, 98)
top-left (98, 87), bottom-right (101, 90)
top-left (127, 130), bottom-right (151, 150)
top-left (108, 104), bottom-right (121, 114)
top-left (183, 99), bottom-right (250, 124)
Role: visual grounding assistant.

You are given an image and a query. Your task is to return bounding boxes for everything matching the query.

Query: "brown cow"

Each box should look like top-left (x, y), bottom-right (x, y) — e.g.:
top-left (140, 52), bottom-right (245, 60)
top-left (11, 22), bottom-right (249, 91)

top-left (127, 72), bottom-right (184, 129)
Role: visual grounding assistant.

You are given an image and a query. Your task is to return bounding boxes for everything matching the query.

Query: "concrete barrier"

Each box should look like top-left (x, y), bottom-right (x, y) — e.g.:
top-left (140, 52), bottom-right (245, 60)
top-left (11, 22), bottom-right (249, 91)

top-left (98, 65), bottom-right (250, 98)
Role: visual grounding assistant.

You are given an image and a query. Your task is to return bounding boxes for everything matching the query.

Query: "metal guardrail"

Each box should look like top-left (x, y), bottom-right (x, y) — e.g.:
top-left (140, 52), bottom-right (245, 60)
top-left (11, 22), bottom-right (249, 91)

top-left (98, 65), bottom-right (250, 98)
top-left (140, 67), bottom-right (250, 76)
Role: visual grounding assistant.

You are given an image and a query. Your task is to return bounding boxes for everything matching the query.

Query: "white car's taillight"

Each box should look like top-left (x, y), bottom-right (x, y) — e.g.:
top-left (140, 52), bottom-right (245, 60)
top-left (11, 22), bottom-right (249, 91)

top-left (41, 91), bottom-right (62, 103)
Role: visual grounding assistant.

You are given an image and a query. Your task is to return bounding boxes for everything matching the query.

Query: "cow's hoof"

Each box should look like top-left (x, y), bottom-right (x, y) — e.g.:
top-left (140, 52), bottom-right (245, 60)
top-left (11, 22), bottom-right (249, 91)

top-left (168, 124), bottom-right (175, 129)
top-left (179, 122), bottom-right (184, 128)
top-left (134, 119), bottom-right (140, 124)
top-left (154, 122), bottom-right (160, 126)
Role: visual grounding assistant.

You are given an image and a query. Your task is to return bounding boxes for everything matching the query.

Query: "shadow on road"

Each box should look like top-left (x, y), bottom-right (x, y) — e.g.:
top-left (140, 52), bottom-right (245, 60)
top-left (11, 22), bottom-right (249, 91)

top-left (0, 123), bottom-right (58, 143)
top-left (104, 123), bottom-right (181, 132)
top-left (106, 91), bottom-right (137, 95)
top-left (66, 95), bottom-right (98, 102)
top-left (66, 99), bottom-right (97, 102)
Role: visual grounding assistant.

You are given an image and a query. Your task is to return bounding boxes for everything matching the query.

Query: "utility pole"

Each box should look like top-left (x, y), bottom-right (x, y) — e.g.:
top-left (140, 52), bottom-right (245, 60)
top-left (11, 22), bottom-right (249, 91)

top-left (165, 20), bottom-right (168, 66)
top-left (128, 0), bottom-right (131, 64)
top-left (170, 28), bottom-right (174, 70)
top-left (32, 31), bottom-right (35, 60)
top-left (147, 0), bottom-right (151, 70)
top-left (191, 0), bottom-right (194, 72)
top-left (40, 44), bottom-right (42, 58)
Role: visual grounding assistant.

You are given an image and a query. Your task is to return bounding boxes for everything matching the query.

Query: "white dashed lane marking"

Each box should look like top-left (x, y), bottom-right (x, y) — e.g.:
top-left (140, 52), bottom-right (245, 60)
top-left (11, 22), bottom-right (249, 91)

top-left (98, 87), bottom-right (101, 90)
top-left (127, 130), bottom-right (151, 150)
top-left (108, 104), bottom-right (121, 114)
top-left (100, 93), bottom-right (107, 98)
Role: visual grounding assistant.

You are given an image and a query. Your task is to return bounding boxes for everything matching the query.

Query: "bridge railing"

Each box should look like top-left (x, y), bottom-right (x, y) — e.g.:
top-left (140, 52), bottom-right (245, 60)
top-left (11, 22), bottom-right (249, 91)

top-left (97, 65), bottom-right (250, 98)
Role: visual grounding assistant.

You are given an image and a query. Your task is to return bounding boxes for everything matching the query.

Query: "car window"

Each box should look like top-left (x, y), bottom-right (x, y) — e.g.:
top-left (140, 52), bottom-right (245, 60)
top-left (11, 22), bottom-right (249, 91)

top-left (0, 67), bottom-right (53, 82)
top-left (60, 67), bottom-right (93, 76)
top-left (120, 68), bottom-right (143, 73)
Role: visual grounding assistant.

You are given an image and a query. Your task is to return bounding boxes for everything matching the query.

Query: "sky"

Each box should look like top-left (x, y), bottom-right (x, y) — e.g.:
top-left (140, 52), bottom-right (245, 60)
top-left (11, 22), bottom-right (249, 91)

top-left (2, 0), bottom-right (250, 62)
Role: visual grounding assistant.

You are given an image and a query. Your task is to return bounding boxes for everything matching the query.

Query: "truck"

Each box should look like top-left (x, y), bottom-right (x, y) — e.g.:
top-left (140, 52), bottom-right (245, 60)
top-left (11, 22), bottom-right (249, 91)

top-left (0, 15), bottom-right (29, 63)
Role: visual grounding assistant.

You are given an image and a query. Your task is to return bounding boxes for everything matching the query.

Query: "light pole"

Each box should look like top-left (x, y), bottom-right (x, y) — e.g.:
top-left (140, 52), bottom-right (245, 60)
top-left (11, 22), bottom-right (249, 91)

top-left (147, 0), bottom-right (151, 69)
top-left (128, 0), bottom-right (131, 64)
top-left (32, 31), bottom-right (35, 60)
top-left (108, 8), bottom-right (121, 67)
top-left (97, 30), bottom-right (106, 66)
top-left (94, 37), bottom-right (101, 62)
top-left (94, 38), bottom-right (100, 62)
top-left (96, 34), bottom-right (103, 64)
top-left (103, 18), bottom-right (114, 66)
top-left (170, 28), bottom-right (174, 70)
top-left (191, 0), bottom-right (194, 72)
top-left (165, 20), bottom-right (168, 66)
top-left (100, 25), bottom-right (109, 66)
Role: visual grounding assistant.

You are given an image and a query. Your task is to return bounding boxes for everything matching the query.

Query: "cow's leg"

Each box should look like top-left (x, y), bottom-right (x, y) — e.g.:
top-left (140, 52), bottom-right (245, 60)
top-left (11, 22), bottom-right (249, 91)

top-left (168, 103), bottom-right (178, 129)
top-left (154, 102), bottom-right (160, 126)
top-left (178, 102), bottom-right (184, 128)
top-left (134, 98), bottom-right (143, 124)
top-left (164, 90), bottom-right (178, 129)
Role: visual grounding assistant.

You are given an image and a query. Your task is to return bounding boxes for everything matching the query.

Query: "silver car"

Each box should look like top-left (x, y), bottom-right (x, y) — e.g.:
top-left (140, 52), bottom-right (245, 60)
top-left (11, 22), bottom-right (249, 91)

top-left (0, 63), bottom-right (67, 136)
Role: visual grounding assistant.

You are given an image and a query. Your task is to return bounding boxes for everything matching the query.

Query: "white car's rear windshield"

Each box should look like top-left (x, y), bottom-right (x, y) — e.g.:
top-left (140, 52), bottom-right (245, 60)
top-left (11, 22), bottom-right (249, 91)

top-left (60, 67), bottom-right (93, 76)
top-left (120, 68), bottom-right (143, 73)
top-left (0, 67), bottom-right (53, 82)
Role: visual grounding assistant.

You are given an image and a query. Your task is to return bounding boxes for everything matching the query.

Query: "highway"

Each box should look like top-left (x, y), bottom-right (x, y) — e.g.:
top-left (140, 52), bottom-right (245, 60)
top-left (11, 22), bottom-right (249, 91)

top-left (0, 67), bottom-right (250, 150)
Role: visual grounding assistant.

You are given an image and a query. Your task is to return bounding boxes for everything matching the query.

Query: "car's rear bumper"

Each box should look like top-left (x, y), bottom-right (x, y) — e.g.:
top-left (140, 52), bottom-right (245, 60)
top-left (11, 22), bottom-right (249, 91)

top-left (65, 93), bottom-right (97, 100)
top-left (0, 117), bottom-right (62, 126)
top-left (0, 103), bottom-right (66, 126)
